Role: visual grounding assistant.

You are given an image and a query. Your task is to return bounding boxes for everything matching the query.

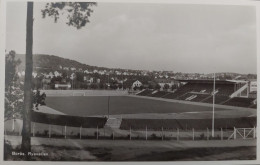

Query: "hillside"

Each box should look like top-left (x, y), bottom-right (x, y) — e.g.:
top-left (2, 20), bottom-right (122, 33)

top-left (14, 54), bottom-right (256, 80)
top-left (15, 54), bottom-right (108, 72)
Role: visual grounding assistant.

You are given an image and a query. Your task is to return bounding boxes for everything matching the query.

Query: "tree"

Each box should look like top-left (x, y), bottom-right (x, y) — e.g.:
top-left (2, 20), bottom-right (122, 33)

top-left (155, 84), bottom-right (161, 90)
top-left (5, 51), bottom-right (23, 120)
top-left (163, 84), bottom-right (170, 90)
top-left (5, 51), bottom-right (21, 92)
top-left (21, 2), bottom-right (97, 158)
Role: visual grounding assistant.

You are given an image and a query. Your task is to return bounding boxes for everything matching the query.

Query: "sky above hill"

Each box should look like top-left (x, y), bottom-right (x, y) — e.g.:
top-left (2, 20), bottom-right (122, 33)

top-left (6, 2), bottom-right (257, 74)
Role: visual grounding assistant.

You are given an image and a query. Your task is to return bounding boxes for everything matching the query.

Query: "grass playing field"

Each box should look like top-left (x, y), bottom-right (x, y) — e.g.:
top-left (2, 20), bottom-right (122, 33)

top-left (46, 96), bottom-right (233, 117)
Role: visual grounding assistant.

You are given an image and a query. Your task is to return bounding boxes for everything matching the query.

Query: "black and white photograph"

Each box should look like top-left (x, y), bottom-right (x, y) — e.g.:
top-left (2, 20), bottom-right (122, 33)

top-left (2, 0), bottom-right (259, 162)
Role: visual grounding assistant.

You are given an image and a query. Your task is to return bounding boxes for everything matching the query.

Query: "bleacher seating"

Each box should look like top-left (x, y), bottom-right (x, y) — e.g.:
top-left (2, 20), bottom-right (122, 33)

top-left (136, 82), bottom-right (253, 109)
top-left (215, 84), bottom-right (235, 96)
top-left (202, 95), bottom-right (230, 104)
top-left (151, 91), bottom-right (170, 98)
top-left (137, 89), bottom-right (153, 96)
top-left (162, 83), bottom-right (195, 99)
top-left (223, 97), bottom-right (256, 108)
top-left (190, 94), bottom-right (211, 102)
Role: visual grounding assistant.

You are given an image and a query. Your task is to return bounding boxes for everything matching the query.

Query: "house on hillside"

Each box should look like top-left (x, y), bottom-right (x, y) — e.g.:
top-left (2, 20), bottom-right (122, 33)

top-left (70, 73), bottom-right (76, 80)
top-left (48, 72), bottom-right (54, 79)
top-left (84, 75), bottom-right (94, 83)
top-left (132, 80), bottom-right (142, 88)
top-left (63, 67), bottom-right (69, 70)
top-left (55, 83), bottom-right (71, 89)
top-left (54, 71), bottom-right (61, 77)
top-left (84, 69), bottom-right (90, 74)
top-left (70, 67), bottom-right (76, 71)
top-left (155, 78), bottom-right (176, 90)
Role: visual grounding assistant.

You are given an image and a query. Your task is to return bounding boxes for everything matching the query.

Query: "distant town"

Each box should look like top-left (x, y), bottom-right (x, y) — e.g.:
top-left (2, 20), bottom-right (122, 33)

top-left (15, 54), bottom-right (257, 91)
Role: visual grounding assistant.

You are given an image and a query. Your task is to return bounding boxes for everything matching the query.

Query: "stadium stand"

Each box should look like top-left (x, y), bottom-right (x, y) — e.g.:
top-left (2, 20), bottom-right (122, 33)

top-left (136, 80), bottom-right (256, 109)
top-left (137, 89), bottom-right (153, 96)
top-left (202, 95), bottom-right (230, 104)
top-left (32, 111), bottom-right (107, 128)
top-left (151, 91), bottom-right (169, 97)
top-left (223, 97), bottom-right (256, 108)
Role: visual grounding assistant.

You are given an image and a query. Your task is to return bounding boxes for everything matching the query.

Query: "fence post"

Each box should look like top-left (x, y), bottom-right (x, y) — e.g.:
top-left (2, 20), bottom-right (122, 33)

top-left (146, 126), bottom-right (147, 140)
top-left (192, 128), bottom-right (194, 141)
top-left (33, 122), bottom-right (35, 137)
top-left (221, 128), bottom-right (223, 140)
top-left (97, 126), bottom-right (99, 140)
top-left (177, 128), bottom-right (179, 141)
top-left (130, 126), bottom-right (131, 140)
top-left (12, 118), bottom-right (15, 132)
top-left (243, 128), bottom-right (246, 139)
top-left (161, 127), bottom-right (164, 141)
top-left (49, 125), bottom-right (51, 138)
top-left (234, 127), bottom-right (236, 140)
top-left (207, 128), bottom-right (209, 140)
top-left (113, 131), bottom-right (114, 140)
top-left (65, 125), bottom-right (67, 139)
top-left (253, 127), bottom-right (256, 139)
top-left (80, 126), bottom-right (82, 139)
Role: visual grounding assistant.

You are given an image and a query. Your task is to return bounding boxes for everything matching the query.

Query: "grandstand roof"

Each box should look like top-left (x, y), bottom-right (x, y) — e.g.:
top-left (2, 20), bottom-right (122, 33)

top-left (177, 79), bottom-right (248, 84)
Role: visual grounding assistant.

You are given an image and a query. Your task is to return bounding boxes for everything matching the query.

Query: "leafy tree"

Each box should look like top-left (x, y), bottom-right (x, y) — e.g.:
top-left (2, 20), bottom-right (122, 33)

top-left (163, 84), bottom-right (170, 90)
top-left (75, 72), bottom-right (84, 82)
top-left (90, 83), bottom-right (98, 89)
top-left (5, 51), bottom-right (23, 120)
top-left (5, 51), bottom-right (21, 92)
top-left (148, 84), bottom-right (154, 89)
top-left (155, 84), bottom-right (161, 90)
top-left (21, 2), bottom-right (97, 158)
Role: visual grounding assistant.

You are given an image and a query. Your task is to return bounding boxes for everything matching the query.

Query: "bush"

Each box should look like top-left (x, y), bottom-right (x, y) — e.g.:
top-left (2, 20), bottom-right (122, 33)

top-left (150, 133), bottom-right (157, 139)
top-left (199, 133), bottom-right (205, 140)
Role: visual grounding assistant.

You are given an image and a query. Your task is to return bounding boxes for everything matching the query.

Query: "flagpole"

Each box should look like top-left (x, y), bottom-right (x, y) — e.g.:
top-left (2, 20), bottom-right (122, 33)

top-left (212, 73), bottom-right (215, 137)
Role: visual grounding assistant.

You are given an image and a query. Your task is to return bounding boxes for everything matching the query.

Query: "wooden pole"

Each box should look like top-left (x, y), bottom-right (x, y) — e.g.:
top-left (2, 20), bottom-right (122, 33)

top-left (32, 122), bottom-right (35, 137)
top-left (253, 127), bottom-right (256, 139)
top-left (192, 128), bottom-right (194, 141)
top-left (177, 128), bottom-right (179, 141)
top-left (21, 2), bottom-right (34, 156)
top-left (64, 125), bottom-right (67, 139)
top-left (162, 127), bottom-right (164, 141)
top-left (49, 125), bottom-right (51, 138)
top-left (243, 128), bottom-right (245, 139)
top-left (207, 128), bottom-right (209, 140)
top-left (145, 126), bottom-right (147, 140)
top-left (12, 118), bottom-right (15, 132)
top-left (97, 126), bottom-right (99, 140)
top-left (80, 126), bottom-right (82, 139)
top-left (130, 126), bottom-right (131, 140)
top-left (113, 131), bottom-right (114, 140)
top-left (234, 127), bottom-right (236, 140)
top-left (221, 128), bottom-right (223, 140)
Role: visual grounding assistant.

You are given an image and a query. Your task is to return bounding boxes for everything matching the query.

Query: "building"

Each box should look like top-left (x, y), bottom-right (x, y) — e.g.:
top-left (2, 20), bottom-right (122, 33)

top-left (132, 80), bottom-right (142, 88)
top-left (54, 83), bottom-right (71, 89)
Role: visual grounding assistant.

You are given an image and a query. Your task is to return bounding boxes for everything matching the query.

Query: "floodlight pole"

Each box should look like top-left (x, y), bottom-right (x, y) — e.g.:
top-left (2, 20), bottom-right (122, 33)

top-left (212, 73), bottom-right (215, 137)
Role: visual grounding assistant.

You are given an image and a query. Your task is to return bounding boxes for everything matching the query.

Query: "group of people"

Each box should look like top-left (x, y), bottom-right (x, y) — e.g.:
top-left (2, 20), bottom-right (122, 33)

top-left (33, 90), bottom-right (47, 110)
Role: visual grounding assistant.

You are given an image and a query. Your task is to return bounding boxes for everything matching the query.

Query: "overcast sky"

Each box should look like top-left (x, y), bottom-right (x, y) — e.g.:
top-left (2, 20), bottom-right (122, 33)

top-left (6, 2), bottom-right (256, 74)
